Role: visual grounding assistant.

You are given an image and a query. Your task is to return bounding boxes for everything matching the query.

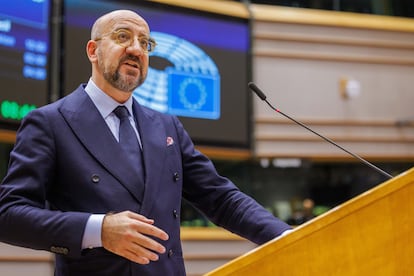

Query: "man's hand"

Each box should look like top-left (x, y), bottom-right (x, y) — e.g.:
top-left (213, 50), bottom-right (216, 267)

top-left (101, 211), bottom-right (169, 264)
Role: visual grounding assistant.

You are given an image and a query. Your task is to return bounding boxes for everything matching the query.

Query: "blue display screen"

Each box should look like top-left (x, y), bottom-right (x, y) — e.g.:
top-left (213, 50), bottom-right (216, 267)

top-left (64, 0), bottom-right (252, 148)
top-left (0, 0), bottom-right (50, 125)
top-left (0, 0), bottom-right (49, 28)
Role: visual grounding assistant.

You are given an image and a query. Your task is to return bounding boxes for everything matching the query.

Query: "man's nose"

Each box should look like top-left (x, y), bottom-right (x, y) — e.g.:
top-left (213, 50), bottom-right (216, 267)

top-left (126, 38), bottom-right (146, 55)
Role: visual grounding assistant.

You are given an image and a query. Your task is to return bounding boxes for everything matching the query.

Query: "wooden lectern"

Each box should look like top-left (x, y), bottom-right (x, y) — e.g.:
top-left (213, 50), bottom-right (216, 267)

top-left (205, 168), bottom-right (414, 276)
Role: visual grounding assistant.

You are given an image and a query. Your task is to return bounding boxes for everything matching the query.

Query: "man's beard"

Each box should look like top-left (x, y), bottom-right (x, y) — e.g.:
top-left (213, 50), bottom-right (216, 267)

top-left (101, 55), bottom-right (146, 92)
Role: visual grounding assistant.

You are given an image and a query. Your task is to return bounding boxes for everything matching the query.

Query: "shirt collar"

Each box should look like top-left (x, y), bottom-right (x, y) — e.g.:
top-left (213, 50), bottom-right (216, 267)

top-left (84, 79), bottom-right (134, 118)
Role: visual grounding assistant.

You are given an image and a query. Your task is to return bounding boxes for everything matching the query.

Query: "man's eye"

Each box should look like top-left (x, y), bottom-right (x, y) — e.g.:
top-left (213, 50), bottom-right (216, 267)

top-left (116, 31), bottom-right (131, 43)
top-left (140, 39), bottom-right (149, 49)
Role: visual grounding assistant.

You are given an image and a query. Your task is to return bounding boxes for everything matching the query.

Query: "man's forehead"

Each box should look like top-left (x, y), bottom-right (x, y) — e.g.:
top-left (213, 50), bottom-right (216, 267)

top-left (107, 17), bottom-right (149, 33)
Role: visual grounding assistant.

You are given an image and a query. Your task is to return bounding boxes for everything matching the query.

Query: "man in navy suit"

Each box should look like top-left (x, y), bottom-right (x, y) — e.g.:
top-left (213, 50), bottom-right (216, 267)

top-left (0, 10), bottom-right (291, 275)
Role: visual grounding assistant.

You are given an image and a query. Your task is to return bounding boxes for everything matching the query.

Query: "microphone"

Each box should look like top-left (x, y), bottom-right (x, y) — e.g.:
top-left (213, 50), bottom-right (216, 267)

top-left (248, 82), bottom-right (393, 180)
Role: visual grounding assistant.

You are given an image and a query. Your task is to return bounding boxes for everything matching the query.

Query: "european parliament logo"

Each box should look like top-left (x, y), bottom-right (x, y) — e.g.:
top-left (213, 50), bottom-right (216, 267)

top-left (133, 32), bottom-right (220, 120)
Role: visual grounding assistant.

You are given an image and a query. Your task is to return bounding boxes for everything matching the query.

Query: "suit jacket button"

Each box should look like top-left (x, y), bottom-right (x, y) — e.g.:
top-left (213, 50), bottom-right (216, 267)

top-left (50, 246), bottom-right (69, 255)
top-left (168, 249), bottom-right (174, 257)
top-left (91, 174), bottom-right (100, 183)
top-left (173, 172), bottom-right (179, 182)
top-left (173, 209), bottom-right (178, 218)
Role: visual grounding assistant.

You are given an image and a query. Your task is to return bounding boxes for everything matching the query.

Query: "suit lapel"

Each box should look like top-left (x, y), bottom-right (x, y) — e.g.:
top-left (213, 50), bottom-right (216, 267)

top-left (59, 87), bottom-right (145, 204)
top-left (132, 101), bottom-right (167, 216)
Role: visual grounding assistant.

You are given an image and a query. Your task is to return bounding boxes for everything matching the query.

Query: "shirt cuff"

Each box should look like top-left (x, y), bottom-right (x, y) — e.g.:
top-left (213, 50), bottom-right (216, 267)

top-left (81, 214), bottom-right (105, 249)
top-left (281, 229), bottom-right (294, 236)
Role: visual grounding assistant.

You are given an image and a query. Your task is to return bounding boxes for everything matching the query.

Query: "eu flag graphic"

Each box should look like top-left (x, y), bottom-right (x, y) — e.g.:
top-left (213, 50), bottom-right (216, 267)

top-left (168, 70), bottom-right (220, 120)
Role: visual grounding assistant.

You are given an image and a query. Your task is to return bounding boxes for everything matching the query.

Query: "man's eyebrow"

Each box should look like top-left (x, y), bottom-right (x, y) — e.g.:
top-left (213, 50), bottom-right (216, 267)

top-left (113, 27), bottom-right (150, 37)
top-left (112, 26), bottom-right (132, 31)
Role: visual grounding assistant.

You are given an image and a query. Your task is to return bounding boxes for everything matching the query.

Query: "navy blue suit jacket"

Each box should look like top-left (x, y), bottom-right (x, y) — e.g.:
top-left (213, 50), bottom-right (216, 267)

top-left (0, 85), bottom-right (290, 275)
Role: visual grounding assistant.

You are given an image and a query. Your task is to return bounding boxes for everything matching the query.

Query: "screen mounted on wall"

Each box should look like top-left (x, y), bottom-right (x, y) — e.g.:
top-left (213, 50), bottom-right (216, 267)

top-left (63, 0), bottom-right (252, 149)
top-left (0, 0), bottom-right (51, 127)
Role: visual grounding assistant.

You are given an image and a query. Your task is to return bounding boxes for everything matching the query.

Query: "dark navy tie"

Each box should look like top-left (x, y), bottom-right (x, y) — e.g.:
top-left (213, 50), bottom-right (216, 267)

top-left (113, 105), bottom-right (145, 199)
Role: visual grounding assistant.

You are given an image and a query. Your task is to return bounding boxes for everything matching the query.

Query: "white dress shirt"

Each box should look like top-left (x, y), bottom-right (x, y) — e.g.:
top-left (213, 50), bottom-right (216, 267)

top-left (81, 79), bottom-right (141, 249)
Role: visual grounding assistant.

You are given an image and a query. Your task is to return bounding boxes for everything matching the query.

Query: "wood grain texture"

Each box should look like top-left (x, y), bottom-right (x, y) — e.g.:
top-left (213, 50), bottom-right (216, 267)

top-left (205, 168), bottom-right (414, 275)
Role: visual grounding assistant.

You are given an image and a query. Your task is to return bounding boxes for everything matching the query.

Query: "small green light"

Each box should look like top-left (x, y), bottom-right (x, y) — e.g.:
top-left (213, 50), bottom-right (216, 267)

top-left (1, 100), bottom-right (37, 121)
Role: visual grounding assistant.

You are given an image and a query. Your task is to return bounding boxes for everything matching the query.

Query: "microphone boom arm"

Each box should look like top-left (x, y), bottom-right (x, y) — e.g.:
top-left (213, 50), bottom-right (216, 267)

top-left (248, 82), bottom-right (393, 179)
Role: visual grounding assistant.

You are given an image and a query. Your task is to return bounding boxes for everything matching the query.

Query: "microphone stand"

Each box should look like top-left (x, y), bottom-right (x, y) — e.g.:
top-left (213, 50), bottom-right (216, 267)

top-left (248, 82), bottom-right (393, 180)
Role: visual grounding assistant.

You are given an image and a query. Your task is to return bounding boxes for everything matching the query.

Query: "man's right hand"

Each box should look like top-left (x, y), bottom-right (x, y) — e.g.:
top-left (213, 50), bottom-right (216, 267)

top-left (101, 211), bottom-right (169, 264)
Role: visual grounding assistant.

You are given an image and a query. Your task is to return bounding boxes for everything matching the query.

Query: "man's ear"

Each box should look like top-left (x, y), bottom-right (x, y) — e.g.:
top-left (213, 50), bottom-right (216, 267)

top-left (86, 40), bottom-right (98, 62)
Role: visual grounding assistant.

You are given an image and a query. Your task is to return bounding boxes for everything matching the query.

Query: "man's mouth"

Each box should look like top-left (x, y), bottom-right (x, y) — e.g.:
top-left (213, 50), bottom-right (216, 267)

top-left (124, 61), bottom-right (139, 69)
